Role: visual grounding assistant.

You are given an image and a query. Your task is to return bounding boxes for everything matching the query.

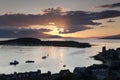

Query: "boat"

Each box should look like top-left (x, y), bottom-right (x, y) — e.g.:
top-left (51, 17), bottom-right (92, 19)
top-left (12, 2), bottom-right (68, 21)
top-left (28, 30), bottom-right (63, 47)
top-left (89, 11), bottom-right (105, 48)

top-left (10, 60), bottom-right (19, 65)
top-left (63, 65), bottom-right (66, 67)
top-left (25, 60), bottom-right (35, 63)
top-left (42, 56), bottom-right (47, 59)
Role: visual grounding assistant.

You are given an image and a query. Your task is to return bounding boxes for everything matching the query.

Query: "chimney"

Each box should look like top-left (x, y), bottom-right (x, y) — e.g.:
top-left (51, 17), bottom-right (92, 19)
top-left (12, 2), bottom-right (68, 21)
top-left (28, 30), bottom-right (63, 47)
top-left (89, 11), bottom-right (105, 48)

top-left (102, 46), bottom-right (106, 52)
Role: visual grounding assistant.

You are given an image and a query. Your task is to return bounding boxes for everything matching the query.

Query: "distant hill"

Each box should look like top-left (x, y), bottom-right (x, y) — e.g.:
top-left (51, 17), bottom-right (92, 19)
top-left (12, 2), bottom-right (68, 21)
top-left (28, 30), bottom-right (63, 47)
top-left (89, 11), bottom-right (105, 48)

top-left (0, 37), bottom-right (91, 48)
top-left (101, 34), bottom-right (120, 39)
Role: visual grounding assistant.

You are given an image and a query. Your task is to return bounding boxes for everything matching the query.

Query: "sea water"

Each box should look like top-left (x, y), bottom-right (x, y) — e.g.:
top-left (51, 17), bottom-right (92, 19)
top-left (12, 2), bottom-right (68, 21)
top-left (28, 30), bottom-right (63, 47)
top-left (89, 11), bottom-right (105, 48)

top-left (0, 38), bottom-right (120, 74)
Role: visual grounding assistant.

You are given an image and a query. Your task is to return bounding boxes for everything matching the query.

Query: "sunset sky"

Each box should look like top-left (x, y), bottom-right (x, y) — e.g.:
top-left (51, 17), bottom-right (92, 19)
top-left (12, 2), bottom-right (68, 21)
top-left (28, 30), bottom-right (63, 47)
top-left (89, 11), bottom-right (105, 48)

top-left (0, 0), bottom-right (120, 38)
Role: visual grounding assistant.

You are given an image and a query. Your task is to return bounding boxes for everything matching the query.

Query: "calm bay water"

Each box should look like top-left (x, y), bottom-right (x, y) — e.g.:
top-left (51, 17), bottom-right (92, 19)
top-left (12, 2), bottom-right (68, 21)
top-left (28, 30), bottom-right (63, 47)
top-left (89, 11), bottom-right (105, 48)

top-left (0, 38), bottom-right (120, 74)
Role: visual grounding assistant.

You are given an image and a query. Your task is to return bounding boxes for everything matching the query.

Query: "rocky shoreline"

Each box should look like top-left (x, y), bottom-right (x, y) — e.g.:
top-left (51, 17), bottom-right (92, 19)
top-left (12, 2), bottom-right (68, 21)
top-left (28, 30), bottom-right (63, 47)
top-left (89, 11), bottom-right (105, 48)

top-left (1, 46), bottom-right (120, 80)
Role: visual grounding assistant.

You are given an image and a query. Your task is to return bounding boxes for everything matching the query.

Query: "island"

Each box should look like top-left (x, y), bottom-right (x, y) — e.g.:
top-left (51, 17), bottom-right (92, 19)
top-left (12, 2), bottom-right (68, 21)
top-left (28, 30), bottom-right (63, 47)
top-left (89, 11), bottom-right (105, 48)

top-left (100, 34), bottom-right (120, 39)
top-left (0, 37), bottom-right (91, 48)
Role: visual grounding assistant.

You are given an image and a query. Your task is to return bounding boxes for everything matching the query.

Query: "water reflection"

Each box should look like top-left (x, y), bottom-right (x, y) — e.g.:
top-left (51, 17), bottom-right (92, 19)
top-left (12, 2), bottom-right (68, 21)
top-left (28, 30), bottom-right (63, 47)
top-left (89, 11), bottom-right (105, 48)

top-left (0, 39), bottom-right (120, 74)
top-left (70, 50), bottom-right (85, 55)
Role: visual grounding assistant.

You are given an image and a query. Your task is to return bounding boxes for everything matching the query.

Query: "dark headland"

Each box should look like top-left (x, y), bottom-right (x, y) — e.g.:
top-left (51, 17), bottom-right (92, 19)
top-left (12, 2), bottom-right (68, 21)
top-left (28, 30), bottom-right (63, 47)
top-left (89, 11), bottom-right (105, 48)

top-left (0, 37), bottom-right (91, 48)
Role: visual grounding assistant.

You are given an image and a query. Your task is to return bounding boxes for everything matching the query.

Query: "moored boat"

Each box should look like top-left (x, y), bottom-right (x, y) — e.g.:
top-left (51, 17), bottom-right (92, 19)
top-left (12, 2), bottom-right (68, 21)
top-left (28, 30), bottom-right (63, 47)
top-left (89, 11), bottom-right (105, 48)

top-left (25, 60), bottom-right (35, 63)
top-left (10, 60), bottom-right (19, 65)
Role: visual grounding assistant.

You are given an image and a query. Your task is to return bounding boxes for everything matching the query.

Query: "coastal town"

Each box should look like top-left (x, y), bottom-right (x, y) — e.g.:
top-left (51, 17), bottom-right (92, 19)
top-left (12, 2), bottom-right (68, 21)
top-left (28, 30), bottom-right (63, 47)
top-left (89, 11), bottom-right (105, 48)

top-left (0, 46), bottom-right (120, 80)
top-left (0, 0), bottom-right (120, 80)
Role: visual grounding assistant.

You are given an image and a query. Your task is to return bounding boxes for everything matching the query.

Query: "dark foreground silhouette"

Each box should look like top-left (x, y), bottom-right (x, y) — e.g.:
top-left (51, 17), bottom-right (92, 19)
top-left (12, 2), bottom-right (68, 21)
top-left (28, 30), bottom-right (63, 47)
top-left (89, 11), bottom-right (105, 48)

top-left (0, 37), bottom-right (91, 48)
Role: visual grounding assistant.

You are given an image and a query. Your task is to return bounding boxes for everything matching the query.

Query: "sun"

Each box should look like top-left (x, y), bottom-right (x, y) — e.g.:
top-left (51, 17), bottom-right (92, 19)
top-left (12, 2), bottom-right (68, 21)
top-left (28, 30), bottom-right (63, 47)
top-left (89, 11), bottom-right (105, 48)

top-left (44, 23), bottom-right (67, 37)
top-left (46, 27), bottom-right (59, 35)
top-left (58, 28), bottom-right (64, 32)
top-left (29, 22), bottom-right (67, 37)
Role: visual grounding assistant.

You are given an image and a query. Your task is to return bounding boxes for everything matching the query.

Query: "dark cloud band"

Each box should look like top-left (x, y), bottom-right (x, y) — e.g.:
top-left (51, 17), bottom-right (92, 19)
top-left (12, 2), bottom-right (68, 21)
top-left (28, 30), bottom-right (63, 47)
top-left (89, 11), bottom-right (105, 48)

top-left (96, 3), bottom-right (120, 8)
top-left (0, 9), bottom-right (120, 36)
